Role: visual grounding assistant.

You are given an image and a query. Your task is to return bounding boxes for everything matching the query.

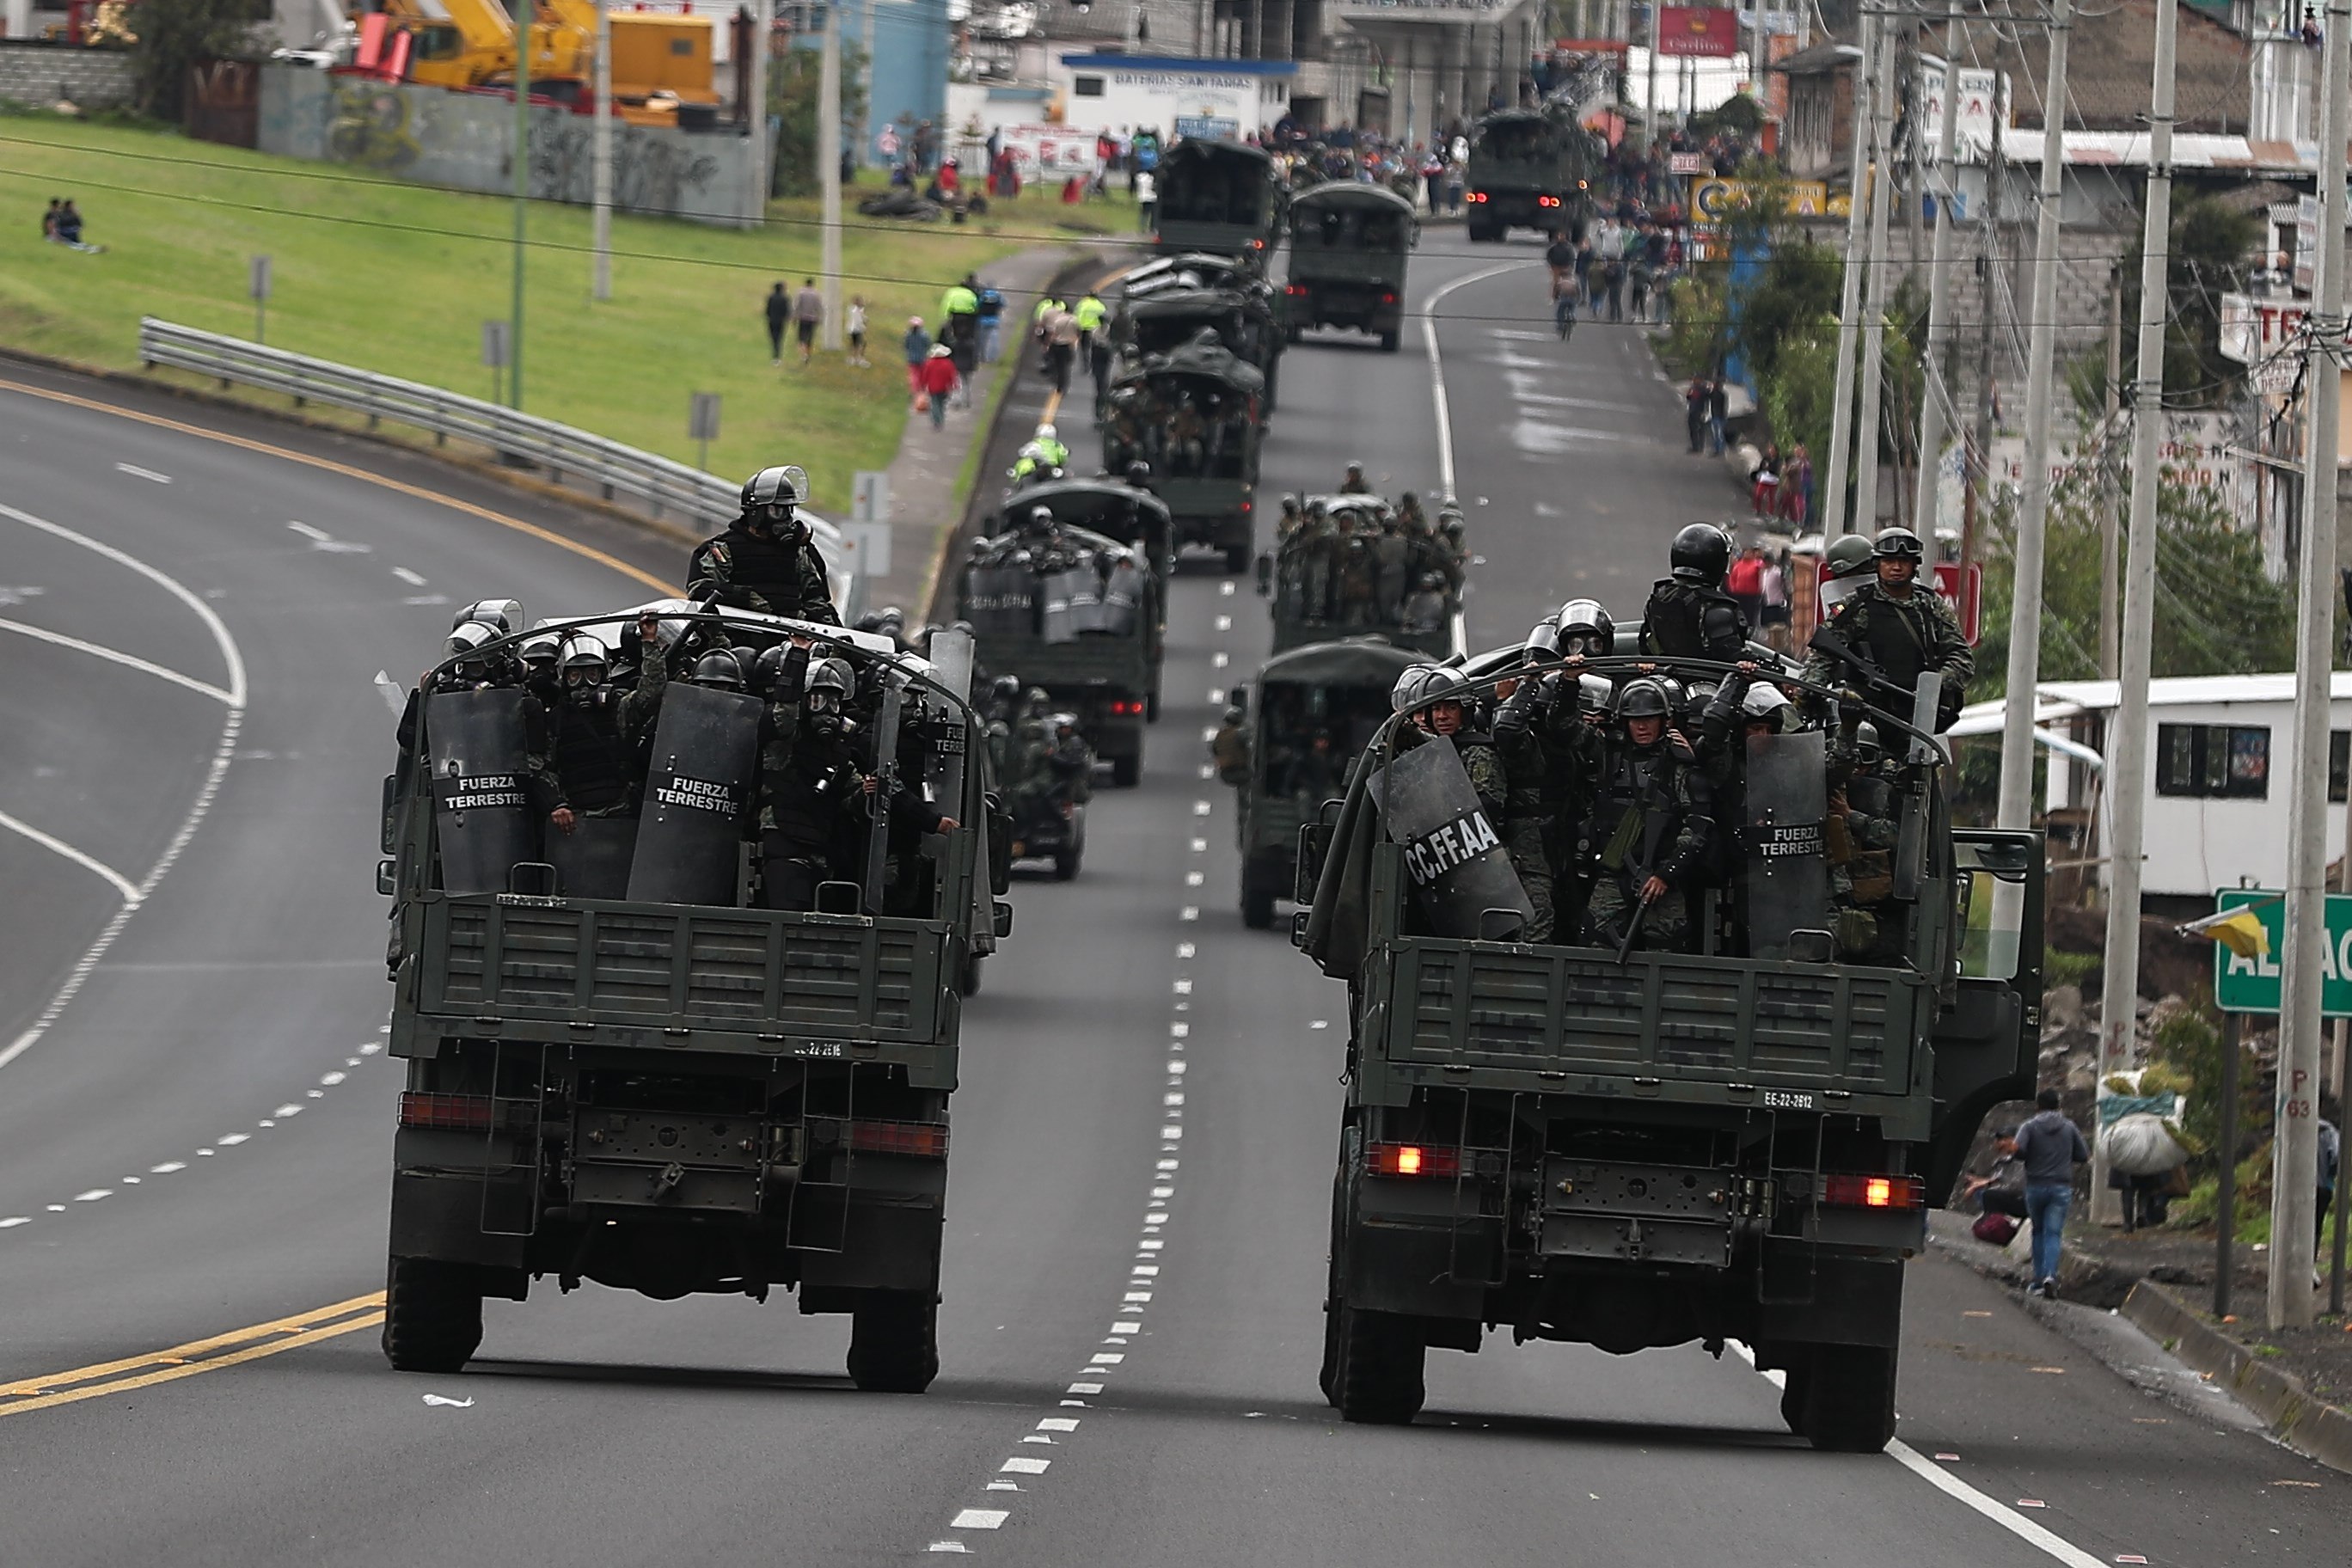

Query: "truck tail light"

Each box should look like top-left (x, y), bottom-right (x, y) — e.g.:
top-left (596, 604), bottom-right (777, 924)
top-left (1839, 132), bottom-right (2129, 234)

top-left (1286, 283), bottom-right (1308, 296)
top-left (1108, 699), bottom-right (1145, 716)
top-left (1240, 499), bottom-right (1253, 513)
top-left (1368, 1142), bottom-right (1461, 1179)
top-left (1538, 194), bottom-right (1560, 208)
top-left (1467, 190), bottom-right (1487, 203)
top-left (1820, 1173), bottom-right (1924, 1210)
top-left (399, 1092), bottom-right (495, 1131)
top-left (849, 1119), bottom-right (950, 1158)
top-left (1380, 291), bottom-right (1396, 304)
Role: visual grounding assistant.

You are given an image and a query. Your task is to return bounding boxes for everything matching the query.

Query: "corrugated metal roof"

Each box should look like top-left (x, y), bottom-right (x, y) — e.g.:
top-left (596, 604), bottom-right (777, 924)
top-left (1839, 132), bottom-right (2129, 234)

top-left (1950, 672), bottom-right (2352, 738)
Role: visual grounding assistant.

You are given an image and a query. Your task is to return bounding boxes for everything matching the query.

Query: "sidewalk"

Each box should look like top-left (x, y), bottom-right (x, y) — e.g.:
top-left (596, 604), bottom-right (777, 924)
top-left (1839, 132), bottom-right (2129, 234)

top-left (863, 242), bottom-right (1129, 618)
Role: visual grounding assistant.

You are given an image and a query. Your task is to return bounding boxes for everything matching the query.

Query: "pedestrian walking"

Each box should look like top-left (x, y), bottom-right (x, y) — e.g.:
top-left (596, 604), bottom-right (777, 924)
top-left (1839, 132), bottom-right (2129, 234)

top-left (845, 296), bottom-right (869, 367)
top-left (792, 278), bottom-right (824, 367)
top-left (1706, 377), bottom-right (1728, 456)
top-left (903, 315), bottom-right (932, 399)
top-left (2319, 1111), bottom-right (2341, 1270)
top-left (1135, 169), bottom-right (1156, 232)
top-left (918, 344), bottom-right (959, 432)
top-left (2014, 1088), bottom-right (2089, 1298)
top-left (763, 282), bottom-right (789, 364)
top-left (977, 283), bottom-right (1006, 363)
top-left (1684, 377), bottom-right (1709, 454)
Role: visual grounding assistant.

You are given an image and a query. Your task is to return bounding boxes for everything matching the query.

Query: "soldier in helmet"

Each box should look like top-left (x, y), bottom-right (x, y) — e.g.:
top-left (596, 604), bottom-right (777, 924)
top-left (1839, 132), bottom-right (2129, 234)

top-left (756, 639), bottom-right (868, 910)
top-left (1577, 677), bottom-right (1715, 952)
top-left (1639, 522), bottom-right (1749, 662)
top-left (1211, 703), bottom-right (1251, 785)
top-left (1338, 461), bottom-right (1373, 495)
top-left (1804, 526), bottom-right (1973, 730)
top-left (1814, 531), bottom-right (1877, 618)
top-left (1436, 513), bottom-right (1469, 601)
top-left (545, 613), bottom-right (670, 836)
top-left (689, 465), bottom-right (839, 625)
top-left (1824, 718), bottom-right (1901, 959)
top-left (1393, 665), bottom-right (1508, 819)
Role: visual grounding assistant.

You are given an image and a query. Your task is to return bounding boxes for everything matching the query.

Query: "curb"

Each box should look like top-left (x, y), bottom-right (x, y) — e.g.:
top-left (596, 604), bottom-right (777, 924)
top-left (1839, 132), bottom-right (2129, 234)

top-left (2120, 1278), bottom-right (2352, 1475)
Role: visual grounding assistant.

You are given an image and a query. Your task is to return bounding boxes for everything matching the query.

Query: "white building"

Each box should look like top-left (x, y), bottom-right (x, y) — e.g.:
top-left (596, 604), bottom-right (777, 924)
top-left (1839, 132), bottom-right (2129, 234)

top-left (1951, 673), bottom-right (2352, 899)
top-left (1045, 52), bottom-right (1295, 142)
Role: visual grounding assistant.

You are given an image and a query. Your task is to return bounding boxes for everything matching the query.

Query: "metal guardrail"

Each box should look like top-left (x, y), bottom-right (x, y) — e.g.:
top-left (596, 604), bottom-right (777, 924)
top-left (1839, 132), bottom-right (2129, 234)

top-left (137, 316), bottom-right (863, 619)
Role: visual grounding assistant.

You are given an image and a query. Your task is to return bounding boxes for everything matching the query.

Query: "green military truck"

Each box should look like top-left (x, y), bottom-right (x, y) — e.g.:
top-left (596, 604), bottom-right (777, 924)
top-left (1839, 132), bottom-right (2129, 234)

top-left (1283, 182), bottom-right (1418, 352)
top-left (1228, 639), bottom-right (1421, 930)
top-left (1099, 335), bottom-right (1266, 574)
top-left (959, 481), bottom-right (1169, 787)
top-left (1463, 107), bottom-right (1599, 242)
top-left (378, 610), bottom-right (1007, 1392)
top-left (1152, 138), bottom-right (1286, 270)
top-left (1297, 652), bottom-right (2043, 1449)
top-left (1112, 279), bottom-right (1287, 411)
top-left (1265, 494), bottom-right (1457, 659)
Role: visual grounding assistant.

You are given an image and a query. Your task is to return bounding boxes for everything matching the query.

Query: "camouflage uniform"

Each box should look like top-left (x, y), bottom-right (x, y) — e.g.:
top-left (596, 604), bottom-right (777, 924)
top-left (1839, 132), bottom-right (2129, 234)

top-left (1801, 579), bottom-right (1974, 722)
top-left (1824, 729), bottom-right (1902, 960)
top-left (686, 518), bottom-right (839, 624)
top-left (1336, 519), bottom-right (1380, 627)
top-left (1577, 733), bottom-right (1714, 952)
top-left (1372, 517), bottom-right (1411, 624)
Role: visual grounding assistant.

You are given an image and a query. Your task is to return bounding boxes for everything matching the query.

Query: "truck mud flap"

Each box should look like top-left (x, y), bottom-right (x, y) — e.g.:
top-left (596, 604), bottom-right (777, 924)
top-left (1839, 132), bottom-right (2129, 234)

top-left (788, 1062), bottom-right (859, 1253)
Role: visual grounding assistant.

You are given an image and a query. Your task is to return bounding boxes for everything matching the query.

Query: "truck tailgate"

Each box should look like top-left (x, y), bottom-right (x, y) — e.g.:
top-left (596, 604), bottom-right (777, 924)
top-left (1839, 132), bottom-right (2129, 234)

top-left (1381, 938), bottom-right (1920, 1105)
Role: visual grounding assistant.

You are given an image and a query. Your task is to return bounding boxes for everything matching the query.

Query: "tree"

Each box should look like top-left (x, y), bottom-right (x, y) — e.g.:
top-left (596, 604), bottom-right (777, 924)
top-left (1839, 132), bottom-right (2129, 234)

top-left (2118, 194), bottom-right (2261, 408)
top-left (132, 0), bottom-right (263, 122)
top-left (768, 38), bottom-right (869, 199)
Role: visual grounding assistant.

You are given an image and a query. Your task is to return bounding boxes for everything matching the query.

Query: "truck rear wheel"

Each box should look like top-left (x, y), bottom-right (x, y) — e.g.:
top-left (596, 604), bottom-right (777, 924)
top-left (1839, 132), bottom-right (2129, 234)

top-left (1222, 542), bottom-right (1253, 576)
top-left (382, 1258), bottom-right (483, 1374)
top-left (1802, 1344), bottom-right (1897, 1452)
top-left (1334, 1302), bottom-right (1424, 1424)
top-left (1053, 842), bottom-right (1081, 881)
top-left (1776, 1352), bottom-right (1813, 1435)
top-left (1241, 877), bottom-right (1277, 929)
top-left (848, 1291), bottom-right (940, 1393)
top-left (1111, 754), bottom-right (1141, 788)
top-left (1378, 330), bottom-right (1400, 353)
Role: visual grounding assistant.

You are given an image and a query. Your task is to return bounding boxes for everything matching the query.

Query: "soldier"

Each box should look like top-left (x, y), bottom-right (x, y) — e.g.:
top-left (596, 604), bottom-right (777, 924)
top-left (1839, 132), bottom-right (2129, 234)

top-left (1578, 678), bottom-right (1715, 953)
top-left (1371, 507), bottom-right (1411, 622)
top-left (1803, 527), bottom-right (1973, 730)
top-left (1436, 514), bottom-right (1469, 600)
top-left (688, 465), bottom-right (840, 624)
top-left (1394, 667), bottom-right (1508, 828)
top-left (755, 640), bottom-right (873, 910)
top-left (1555, 597), bottom-right (1614, 660)
top-left (518, 630), bottom-right (562, 705)
top-left (1338, 460), bottom-right (1373, 495)
top-left (1638, 522), bottom-right (1748, 661)
top-left (1814, 530), bottom-right (1877, 618)
top-left (1401, 570), bottom-right (1449, 637)
top-left (1335, 510), bottom-right (1381, 628)
top-left (1211, 703), bottom-right (1252, 785)
top-left (1046, 713), bottom-right (1096, 804)
top-left (1300, 500), bottom-right (1339, 623)
top-left (1824, 720), bottom-right (1901, 959)
top-left (545, 616), bottom-right (666, 836)
top-left (1490, 661), bottom-right (1561, 943)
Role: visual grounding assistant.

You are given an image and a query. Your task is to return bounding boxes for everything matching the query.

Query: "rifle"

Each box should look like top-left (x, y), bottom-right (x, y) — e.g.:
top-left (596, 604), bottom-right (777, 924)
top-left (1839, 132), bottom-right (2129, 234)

top-left (1614, 883), bottom-right (1659, 965)
top-left (1804, 626), bottom-right (1919, 719)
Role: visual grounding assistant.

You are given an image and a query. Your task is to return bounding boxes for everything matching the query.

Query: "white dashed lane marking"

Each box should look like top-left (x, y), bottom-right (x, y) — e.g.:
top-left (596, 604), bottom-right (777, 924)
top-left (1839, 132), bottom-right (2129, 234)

top-left (113, 462), bottom-right (171, 484)
top-left (392, 567), bottom-right (428, 586)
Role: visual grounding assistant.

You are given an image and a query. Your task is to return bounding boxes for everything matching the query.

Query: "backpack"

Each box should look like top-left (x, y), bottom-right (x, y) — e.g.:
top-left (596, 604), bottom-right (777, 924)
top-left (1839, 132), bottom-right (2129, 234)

top-left (1972, 1211), bottom-right (2019, 1246)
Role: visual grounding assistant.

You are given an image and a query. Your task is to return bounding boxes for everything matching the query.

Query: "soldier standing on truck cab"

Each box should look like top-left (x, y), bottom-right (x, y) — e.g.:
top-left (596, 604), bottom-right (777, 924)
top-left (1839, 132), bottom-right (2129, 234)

top-left (1639, 522), bottom-right (1749, 662)
top-left (1578, 678), bottom-right (1714, 952)
top-left (688, 466), bottom-right (840, 625)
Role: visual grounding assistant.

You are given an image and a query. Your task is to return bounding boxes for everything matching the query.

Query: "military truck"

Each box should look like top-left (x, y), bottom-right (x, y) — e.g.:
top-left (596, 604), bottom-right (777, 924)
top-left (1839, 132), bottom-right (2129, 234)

top-left (1228, 639), bottom-right (1421, 930)
top-left (1098, 334), bottom-right (1265, 574)
top-left (959, 485), bottom-right (1167, 787)
top-left (1112, 280), bottom-right (1287, 410)
top-left (1297, 652), bottom-right (2043, 1449)
top-left (1283, 182), bottom-right (1418, 352)
top-left (378, 609), bottom-right (1008, 1392)
top-left (1264, 494), bottom-right (1457, 658)
top-left (1152, 138), bottom-right (1286, 269)
top-left (1463, 107), bottom-right (1599, 242)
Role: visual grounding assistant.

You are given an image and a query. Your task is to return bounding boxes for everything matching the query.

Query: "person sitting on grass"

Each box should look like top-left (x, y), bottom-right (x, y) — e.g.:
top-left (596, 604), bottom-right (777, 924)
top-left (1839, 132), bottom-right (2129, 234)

top-left (54, 199), bottom-right (101, 253)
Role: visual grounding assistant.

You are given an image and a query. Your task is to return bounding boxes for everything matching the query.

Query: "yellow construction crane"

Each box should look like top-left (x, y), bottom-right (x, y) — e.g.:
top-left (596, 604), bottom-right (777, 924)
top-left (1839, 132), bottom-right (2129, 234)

top-left (376, 0), bottom-right (718, 126)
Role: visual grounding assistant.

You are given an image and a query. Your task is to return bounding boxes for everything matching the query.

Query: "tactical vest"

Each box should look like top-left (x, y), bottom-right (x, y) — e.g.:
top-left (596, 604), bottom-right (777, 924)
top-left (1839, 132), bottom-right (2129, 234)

top-left (550, 691), bottom-right (635, 812)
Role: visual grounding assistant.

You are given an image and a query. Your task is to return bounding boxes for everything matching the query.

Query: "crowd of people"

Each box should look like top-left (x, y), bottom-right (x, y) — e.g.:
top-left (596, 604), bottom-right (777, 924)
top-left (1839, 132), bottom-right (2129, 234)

top-left (1265, 472), bottom-right (1467, 636)
top-left (1379, 521), bottom-right (1970, 957)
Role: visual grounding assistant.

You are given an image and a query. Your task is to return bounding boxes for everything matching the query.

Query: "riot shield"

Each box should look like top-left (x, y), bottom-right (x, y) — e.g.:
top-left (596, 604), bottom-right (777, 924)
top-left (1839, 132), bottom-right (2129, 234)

top-left (1100, 557), bottom-right (1143, 636)
top-left (1376, 737), bottom-right (1533, 940)
top-left (1065, 564), bottom-right (1106, 635)
top-left (1743, 729), bottom-right (1830, 959)
top-left (628, 683), bottom-right (763, 904)
top-left (1040, 568), bottom-right (1077, 644)
top-left (425, 688), bottom-right (539, 896)
top-left (547, 816), bottom-right (640, 900)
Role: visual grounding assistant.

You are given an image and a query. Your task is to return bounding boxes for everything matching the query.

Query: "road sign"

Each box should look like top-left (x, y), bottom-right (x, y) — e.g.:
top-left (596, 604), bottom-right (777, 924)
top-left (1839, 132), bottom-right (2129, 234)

top-left (481, 320), bottom-right (510, 369)
top-left (689, 391), bottom-right (721, 474)
top-left (250, 254), bottom-right (272, 344)
top-left (2210, 888), bottom-right (2352, 1018)
top-left (1931, 560), bottom-right (1981, 645)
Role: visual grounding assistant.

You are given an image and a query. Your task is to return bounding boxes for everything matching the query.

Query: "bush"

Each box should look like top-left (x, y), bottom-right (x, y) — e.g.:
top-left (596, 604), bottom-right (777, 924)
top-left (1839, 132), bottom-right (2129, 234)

top-left (131, 0), bottom-right (260, 122)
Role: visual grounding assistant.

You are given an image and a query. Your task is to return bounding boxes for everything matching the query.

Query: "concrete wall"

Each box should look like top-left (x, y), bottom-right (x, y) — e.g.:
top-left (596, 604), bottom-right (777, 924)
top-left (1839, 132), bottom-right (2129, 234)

top-left (0, 40), bottom-right (136, 108)
top-left (256, 64), bottom-right (760, 226)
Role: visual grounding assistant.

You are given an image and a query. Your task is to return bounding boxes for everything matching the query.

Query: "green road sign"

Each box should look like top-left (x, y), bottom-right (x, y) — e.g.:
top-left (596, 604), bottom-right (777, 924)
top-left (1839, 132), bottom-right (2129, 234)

top-left (2210, 887), bottom-right (2352, 1018)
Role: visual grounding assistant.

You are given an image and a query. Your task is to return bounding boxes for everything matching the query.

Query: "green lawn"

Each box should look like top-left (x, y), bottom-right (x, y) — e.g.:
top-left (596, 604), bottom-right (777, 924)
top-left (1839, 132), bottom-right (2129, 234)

top-left (0, 112), bottom-right (1128, 510)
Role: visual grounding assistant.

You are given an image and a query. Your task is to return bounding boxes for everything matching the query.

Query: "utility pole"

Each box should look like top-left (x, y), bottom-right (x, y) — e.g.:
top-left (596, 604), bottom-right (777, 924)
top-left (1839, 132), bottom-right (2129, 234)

top-left (2092, 0), bottom-right (2174, 1230)
top-left (2271, 0), bottom-right (2348, 1332)
top-left (1968, 35), bottom-right (2006, 577)
top-left (1853, 14), bottom-right (1899, 538)
top-left (1823, 12), bottom-right (1878, 537)
top-left (1993, 0), bottom-right (2071, 833)
top-left (1912, 28), bottom-right (1964, 542)
top-left (2098, 266), bottom-right (2122, 677)
top-left (1647, 0), bottom-right (1661, 147)
top-left (592, 0), bottom-right (612, 301)
top-left (750, 0), bottom-right (772, 222)
top-left (511, 0), bottom-right (531, 410)
top-left (819, 0), bottom-right (842, 351)
top-left (1904, 15), bottom-right (1926, 272)
top-left (861, 0), bottom-right (877, 176)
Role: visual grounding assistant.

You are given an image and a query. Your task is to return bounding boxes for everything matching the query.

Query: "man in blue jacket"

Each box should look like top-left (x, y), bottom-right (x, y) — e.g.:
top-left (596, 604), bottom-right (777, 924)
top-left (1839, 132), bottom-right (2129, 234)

top-left (2014, 1088), bottom-right (2090, 1299)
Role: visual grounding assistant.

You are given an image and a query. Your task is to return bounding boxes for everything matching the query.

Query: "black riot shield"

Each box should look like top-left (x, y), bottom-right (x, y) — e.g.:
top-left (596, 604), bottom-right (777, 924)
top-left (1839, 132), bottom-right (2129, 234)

top-left (426, 688), bottom-right (539, 896)
top-left (1376, 737), bottom-right (1533, 940)
top-left (547, 816), bottom-right (640, 900)
top-left (1099, 557), bottom-right (1143, 636)
top-left (1040, 567), bottom-right (1079, 644)
top-left (628, 683), bottom-right (763, 904)
top-left (1066, 563), bottom-right (1106, 634)
top-left (1743, 730), bottom-right (1830, 959)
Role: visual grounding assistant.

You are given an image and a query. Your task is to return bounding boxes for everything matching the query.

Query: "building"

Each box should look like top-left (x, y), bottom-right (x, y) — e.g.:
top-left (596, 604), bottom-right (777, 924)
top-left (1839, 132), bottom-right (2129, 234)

top-left (1951, 673), bottom-right (2352, 901)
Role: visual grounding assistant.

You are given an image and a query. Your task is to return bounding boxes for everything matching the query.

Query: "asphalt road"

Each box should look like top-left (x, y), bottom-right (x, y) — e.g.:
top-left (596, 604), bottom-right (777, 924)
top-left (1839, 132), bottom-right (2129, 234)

top-left (0, 265), bottom-right (2339, 1568)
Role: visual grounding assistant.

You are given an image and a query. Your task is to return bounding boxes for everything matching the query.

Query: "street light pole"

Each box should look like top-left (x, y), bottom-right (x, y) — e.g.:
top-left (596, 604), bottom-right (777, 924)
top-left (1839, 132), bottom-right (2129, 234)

top-left (1910, 28), bottom-right (1965, 538)
top-left (511, 0), bottom-right (532, 409)
top-left (592, 0), bottom-right (612, 301)
top-left (1851, 15), bottom-right (1897, 536)
top-left (2092, 0), bottom-right (2175, 1228)
top-left (1822, 12), bottom-right (1877, 536)
top-left (2270, 0), bottom-right (2349, 1332)
top-left (1992, 0), bottom-right (2072, 832)
top-left (819, 0), bottom-right (842, 352)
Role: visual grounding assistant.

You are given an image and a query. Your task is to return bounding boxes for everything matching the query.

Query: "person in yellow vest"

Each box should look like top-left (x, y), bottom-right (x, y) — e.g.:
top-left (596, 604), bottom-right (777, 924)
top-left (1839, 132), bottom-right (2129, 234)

top-left (1073, 291), bottom-right (1109, 358)
top-left (940, 274), bottom-right (982, 405)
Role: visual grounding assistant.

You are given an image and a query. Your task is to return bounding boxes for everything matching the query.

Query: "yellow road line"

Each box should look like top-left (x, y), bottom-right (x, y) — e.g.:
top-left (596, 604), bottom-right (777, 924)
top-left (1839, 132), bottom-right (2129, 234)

top-left (0, 377), bottom-right (675, 597)
top-left (0, 1291), bottom-right (386, 1418)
